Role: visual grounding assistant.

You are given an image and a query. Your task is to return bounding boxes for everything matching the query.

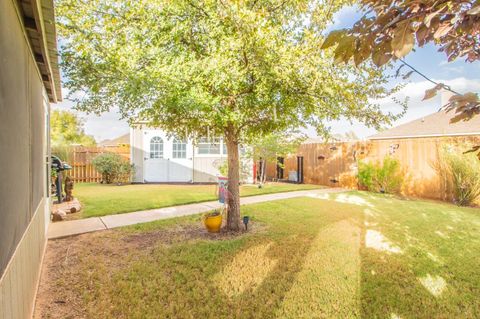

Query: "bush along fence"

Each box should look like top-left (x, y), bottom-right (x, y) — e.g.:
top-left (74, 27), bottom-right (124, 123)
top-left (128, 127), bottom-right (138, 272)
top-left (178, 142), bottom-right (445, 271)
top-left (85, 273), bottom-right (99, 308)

top-left (266, 136), bottom-right (480, 205)
top-left (52, 146), bottom-right (130, 183)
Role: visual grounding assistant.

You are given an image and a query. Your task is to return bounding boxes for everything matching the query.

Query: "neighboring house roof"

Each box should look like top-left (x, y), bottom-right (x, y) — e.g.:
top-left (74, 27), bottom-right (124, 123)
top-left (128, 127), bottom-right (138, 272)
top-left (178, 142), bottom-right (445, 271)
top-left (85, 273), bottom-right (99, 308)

top-left (17, 0), bottom-right (62, 102)
top-left (99, 133), bottom-right (130, 146)
top-left (369, 110), bottom-right (480, 140)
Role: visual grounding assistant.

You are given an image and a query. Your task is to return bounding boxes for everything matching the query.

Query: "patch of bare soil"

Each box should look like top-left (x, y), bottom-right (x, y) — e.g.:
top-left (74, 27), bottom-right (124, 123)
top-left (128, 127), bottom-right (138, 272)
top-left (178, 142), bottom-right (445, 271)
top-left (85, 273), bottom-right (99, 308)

top-left (34, 222), bottom-right (265, 319)
top-left (122, 222), bottom-right (265, 249)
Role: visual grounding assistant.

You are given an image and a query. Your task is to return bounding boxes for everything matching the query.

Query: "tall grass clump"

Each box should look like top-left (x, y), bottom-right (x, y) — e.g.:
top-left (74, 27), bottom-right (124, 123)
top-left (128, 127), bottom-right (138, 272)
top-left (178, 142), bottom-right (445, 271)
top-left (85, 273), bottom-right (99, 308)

top-left (51, 145), bottom-right (73, 163)
top-left (440, 146), bottom-right (480, 206)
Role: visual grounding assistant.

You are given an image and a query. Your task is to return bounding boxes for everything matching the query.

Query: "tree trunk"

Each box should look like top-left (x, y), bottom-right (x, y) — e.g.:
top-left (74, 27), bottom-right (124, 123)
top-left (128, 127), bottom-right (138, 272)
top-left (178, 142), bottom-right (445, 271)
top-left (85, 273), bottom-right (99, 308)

top-left (262, 159), bottom-right (267, 184)
top-left (225, 127), bottom-right (241, 231)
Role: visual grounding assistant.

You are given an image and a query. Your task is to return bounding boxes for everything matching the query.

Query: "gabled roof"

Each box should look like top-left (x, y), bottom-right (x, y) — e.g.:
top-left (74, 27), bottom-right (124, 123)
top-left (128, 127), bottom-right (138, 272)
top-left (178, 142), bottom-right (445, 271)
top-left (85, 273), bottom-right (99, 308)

top-left (99, 133), bottom-right (130, 146)
top-left (369, 110), bottom-right (480, 140)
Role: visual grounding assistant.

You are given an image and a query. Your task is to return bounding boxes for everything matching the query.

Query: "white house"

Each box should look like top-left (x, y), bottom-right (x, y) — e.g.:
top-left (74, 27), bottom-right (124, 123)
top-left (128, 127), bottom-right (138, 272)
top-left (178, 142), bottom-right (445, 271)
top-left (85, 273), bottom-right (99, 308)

top-left (130, 125), bottom-right (254, 183)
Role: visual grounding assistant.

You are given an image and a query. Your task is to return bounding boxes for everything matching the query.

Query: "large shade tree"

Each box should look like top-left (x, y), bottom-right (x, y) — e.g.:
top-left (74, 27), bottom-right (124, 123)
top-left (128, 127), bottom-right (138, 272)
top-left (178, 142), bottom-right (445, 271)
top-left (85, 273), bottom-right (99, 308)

top-left (57, 0), bottom-right (402, 231)
top-left (51, 110), bottom-right (96, 147)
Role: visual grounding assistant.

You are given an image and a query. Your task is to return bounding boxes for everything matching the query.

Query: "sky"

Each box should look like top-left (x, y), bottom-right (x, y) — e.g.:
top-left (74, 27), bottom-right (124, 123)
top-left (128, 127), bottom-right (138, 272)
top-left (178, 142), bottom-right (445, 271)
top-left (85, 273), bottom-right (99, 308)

top-left (52, 6), bottom-right (480, 142)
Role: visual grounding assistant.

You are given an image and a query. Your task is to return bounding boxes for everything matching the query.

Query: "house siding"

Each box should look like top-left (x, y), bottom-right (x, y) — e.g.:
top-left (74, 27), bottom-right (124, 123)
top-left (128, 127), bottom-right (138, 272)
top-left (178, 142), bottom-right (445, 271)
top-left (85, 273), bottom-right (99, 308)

top-left (131, 126), bottom-right (253, 183)
top-left (0, 0), bottom-right (52, 318)
top-left (0, 200), bottom-right (47, 319)
top-left (193, 156), bottom-right (227, 183)
top-left (131, 126), bottom-right (144, 182)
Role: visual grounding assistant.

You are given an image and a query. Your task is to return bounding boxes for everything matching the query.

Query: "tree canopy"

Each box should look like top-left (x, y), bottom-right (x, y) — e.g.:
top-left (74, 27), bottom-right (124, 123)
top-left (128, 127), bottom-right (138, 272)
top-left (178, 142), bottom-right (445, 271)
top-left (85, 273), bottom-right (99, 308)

top-left (51, 110), bottom-right (96, 147)
top-left (56, 0), bottom-right (403, 229)
top-left (323, 0), bottom-right (479, 66)
top-left (322, 0), bottom-right (480, 122)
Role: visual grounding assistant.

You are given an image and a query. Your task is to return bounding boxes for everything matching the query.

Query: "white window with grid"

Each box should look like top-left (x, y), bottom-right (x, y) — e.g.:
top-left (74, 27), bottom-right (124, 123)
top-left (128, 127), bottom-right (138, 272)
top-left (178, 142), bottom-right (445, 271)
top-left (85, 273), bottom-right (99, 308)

top-left (172, 138), bottom-right (187, 158)
top-left (149, 136), bottom-right (163, 158)
top-left (197, 137), bottom-right (221, 155)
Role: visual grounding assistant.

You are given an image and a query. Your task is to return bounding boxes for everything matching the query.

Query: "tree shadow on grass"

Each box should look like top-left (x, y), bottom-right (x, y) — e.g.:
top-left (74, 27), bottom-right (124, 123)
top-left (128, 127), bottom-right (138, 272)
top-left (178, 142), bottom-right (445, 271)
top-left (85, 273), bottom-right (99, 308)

top-left (36, 193), bottom-right (480, 319)
top-left (80, 197), bottom-right (365, 319)
top-left (206, 198), bottom-right (365, 319)
top-left (357, 192), bottom-right (480, 319)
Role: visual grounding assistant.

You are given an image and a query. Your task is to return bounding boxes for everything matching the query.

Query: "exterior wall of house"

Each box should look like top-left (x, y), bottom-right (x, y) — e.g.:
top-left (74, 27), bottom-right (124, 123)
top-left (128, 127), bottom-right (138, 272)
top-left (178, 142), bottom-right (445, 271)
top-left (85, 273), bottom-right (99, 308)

top-left (130, 126), bottom-right (253, 183)
top-left (131, 125), bottom-right (145, 182)
top-left (0, 1), bottom-right (52, 318)
top-left (193, 156), bottom-right (227, 183)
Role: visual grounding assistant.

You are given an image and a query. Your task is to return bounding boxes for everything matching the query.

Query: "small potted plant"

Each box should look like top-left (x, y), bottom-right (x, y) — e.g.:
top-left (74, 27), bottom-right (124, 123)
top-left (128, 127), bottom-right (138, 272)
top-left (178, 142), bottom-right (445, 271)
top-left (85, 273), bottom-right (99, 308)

top-left (203, 209), bottom-right (223, 233)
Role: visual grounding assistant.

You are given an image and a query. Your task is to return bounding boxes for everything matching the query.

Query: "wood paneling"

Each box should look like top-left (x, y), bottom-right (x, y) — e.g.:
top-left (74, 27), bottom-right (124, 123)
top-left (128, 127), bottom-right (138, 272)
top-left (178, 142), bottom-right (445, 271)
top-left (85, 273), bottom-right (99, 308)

top-left (367, 136), bottom-right (480, 200)
top-left (60, 146), bottom-right (130, 183)
top-left (275, 142), bottom-right (367, 188)
top-left (267, 136), bottom-right (480, 201)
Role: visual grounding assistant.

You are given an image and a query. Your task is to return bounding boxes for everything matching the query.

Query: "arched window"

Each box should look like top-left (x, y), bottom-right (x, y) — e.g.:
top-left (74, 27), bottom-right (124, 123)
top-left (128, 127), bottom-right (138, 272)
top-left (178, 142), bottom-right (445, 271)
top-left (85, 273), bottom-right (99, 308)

top-left (150, 136), bottom-right (163, 158)
top-left (172, 138), bottom-right (187, 158)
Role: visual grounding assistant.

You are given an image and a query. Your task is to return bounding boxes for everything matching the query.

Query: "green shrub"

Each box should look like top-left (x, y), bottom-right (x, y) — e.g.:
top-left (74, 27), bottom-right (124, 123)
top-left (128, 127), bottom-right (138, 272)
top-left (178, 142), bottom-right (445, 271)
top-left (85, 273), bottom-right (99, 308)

top-left (358, 157), bottom-right (403, 194)
top-left (441, 147), bottom-right (480, 206)
top-left (92, 153), bottom-right (134, 184)
top-left (116, 160), bottom-right (135, 184)
top-left (358, 161), bottom-right (375, 191)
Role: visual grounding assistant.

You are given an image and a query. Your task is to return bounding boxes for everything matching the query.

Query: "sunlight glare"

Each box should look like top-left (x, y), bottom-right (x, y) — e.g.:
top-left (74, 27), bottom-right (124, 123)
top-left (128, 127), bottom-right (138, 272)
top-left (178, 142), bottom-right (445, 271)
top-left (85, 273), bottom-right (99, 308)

top-left (335, 193), bottom-right (374, 207)
top-left (365, 230), bottom-right (402, 254)
top-left (418, 274), bottom-right (447, 297)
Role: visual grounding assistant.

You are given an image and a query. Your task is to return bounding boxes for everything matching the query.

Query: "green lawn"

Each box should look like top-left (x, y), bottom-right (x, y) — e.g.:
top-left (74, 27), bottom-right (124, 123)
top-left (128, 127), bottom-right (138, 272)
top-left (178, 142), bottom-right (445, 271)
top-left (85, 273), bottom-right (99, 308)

top-left (75, 182), bottom-right (321, 218)
top-left (37, 191), bottom-right (480, 318)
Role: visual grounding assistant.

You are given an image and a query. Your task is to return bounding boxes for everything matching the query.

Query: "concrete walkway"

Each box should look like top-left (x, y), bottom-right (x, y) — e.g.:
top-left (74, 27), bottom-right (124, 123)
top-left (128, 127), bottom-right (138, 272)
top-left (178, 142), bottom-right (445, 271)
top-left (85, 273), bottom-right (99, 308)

top-left (47, 188), bottom-right (346, 239)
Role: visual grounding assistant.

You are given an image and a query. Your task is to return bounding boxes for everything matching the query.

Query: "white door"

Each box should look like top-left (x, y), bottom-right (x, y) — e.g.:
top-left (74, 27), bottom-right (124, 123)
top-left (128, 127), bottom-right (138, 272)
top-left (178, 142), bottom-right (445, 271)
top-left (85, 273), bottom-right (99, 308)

top-left (143, 131), bottom-right (193, 182)
top-left (169, 138), bottom-right (193, 182)
top-left (143, 131), bottom-right (169, 182)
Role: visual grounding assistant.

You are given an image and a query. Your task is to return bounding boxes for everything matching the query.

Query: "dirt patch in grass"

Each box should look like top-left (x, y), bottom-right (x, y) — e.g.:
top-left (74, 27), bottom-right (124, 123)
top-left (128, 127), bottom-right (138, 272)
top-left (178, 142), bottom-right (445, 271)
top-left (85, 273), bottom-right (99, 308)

top-left (34, 222), bottom-right (265, 319)
top-left (123, 222), bottom-right (265, 248)
top-left (34, 231), bottom-right (130, 319)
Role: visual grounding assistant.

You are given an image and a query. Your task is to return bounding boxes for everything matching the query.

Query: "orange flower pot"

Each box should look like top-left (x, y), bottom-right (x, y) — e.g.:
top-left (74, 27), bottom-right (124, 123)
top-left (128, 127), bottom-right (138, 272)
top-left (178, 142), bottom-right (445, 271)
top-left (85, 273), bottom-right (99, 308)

top-left (204, 212), bottom-right (223, 233)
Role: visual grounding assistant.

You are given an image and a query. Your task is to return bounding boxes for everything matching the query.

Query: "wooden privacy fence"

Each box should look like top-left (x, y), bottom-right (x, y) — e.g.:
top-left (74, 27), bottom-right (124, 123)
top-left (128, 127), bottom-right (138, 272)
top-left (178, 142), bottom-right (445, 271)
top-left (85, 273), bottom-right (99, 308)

top-left (267, 136), bottom-right (480, 201)
top-left (272, 141), bottom-right (368, 188)
top-left (59, 145), bottom-right (130, 183)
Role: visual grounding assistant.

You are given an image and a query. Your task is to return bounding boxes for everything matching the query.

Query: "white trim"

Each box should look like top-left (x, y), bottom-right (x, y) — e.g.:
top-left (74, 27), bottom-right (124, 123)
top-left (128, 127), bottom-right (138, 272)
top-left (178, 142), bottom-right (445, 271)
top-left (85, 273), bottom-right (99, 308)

top-left (129, 127), bottom-right (134, 165)
top-left (194, 154), bottom-right (228, 159)
top-left (369, 132), bottom-right (480, 140)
